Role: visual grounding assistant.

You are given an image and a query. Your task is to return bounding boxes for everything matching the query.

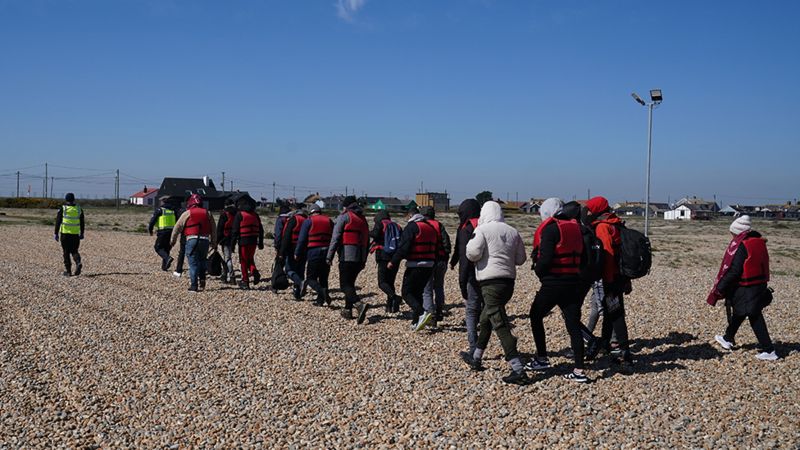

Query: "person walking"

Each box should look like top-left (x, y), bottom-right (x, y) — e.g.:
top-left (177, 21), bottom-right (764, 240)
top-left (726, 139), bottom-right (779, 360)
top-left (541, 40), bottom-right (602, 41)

top-left (583, 196), bottom-right (633, 368)
top-left (171, 194), bottom-right (216, 292)
top-left (271, 203), bottom-right (292, 293)
top-left (231, 198), bottom-right (264, 290)
top-left (388, 207), bottom-right (439, 331)
top-left (460, 201), bottom-right (530, 385)
top-left (295, 204), bottom-right (334, 305)
top-left (54, 193), bottom-right (84, 276)
top-left (216, 198), bottom-right (238, 284)
top-left (148, 197), bottom-right (177, 272)
top-left (369, 210), bottom-right (402, 313)
top-left (449, 199), bottom-right (483, 358)
top-left (281, 204), bottom-right (309, 299)
top-left (421, 206), bottom-right (451, 327)
top-left (326, 196), bottom-right (370, 323)
top-left (527, 198), bottom-right (590, 383)
top-left (710, 215), bottom-right (778, 361)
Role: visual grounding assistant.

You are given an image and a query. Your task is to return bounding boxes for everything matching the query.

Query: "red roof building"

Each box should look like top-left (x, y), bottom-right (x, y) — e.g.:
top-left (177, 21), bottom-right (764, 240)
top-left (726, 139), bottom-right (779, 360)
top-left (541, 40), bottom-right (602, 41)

top-left (129, 186), bottom-right (160, 206)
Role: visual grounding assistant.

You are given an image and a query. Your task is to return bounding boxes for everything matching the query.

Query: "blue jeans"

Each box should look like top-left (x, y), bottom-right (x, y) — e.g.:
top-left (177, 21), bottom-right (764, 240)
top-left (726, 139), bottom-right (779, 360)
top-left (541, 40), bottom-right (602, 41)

top-left (423, 261), bottom-right (447, 314)
top-left (464, 280), bottom-right (483, 353)
top-left (186, 238), bottom-right (209, 288)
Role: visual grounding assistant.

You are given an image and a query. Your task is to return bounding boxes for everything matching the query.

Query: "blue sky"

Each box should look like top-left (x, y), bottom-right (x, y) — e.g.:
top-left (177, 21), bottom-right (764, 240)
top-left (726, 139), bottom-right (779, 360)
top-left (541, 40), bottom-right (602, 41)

top-left (1, 0), bottom-right (798, 205)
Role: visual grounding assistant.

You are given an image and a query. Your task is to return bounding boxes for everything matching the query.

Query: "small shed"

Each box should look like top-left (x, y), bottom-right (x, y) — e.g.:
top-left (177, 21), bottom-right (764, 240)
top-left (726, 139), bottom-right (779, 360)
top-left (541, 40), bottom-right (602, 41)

top-left (129, 187), bottom-right (160, 206)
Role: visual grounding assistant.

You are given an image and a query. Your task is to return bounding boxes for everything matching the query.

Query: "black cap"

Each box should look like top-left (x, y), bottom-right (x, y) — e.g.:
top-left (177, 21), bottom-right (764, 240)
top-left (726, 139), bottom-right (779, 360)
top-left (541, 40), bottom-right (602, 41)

top-left (422, 206), bottom-right (435, 219)
top-left (65, 193), bottom-right (75, 203)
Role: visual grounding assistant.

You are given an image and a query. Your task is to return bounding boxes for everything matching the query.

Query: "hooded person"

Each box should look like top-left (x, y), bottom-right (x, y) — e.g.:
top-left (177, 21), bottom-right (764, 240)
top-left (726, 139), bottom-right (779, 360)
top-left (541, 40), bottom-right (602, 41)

top-left (171, 194), bottom-right (216, 292)
top-left (54, 192), bottom-right (85, 276)
top-left (326, 196), bottom-right (370, 323)
top-left (449, 199), bottom-right (483, 355)
top-left (583, 196), bottom-right (632, 367)
top-left (461, 201), bottom-right (530, 385)
top-left (148, 196), bottom-right (177, 272)
top-left (232, 197), bottom-right (264, 290)
top-left (216, 198), bottom-right (239, 283)
top-left (281, 203), bottom-right (309, 299)
top-left (526, 198), bottom-right (590, 382)
top-left (295, 203), bottom-right (334, 305)
top-left (710, 216), bottom-right (777, 361)
top-left (421, 206), bottom-right (451, 326)
top-left (369, 209), bottom-right (403, 313)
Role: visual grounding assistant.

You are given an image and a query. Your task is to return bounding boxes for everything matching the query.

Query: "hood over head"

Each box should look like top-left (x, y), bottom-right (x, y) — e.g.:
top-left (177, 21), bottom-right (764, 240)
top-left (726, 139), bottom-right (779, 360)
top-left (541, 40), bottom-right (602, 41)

top-left (342, 196), bottom-right (358, 209)
top-left (64, 193), bottom-right (75, 204)
top-left (586, 196), bottom-right (610, 216)
top-left (561, 201), bottom-right (582, 221)
top-left (458, 199), bottom-right (481, 225)
top-left (540, 197), bottom-right (564, 221)
top-left (374, 210), bottom-right (390, 224)
top-left (309, 204), bottom-right (322, 214)
top-left (478, 201), bottom-right (504, 225)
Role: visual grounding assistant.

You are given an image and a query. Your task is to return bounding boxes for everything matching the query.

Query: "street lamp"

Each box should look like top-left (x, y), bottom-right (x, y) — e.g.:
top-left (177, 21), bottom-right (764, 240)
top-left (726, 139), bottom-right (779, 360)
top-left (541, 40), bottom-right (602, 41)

top-left (632, 88), bottom-right (663, 236)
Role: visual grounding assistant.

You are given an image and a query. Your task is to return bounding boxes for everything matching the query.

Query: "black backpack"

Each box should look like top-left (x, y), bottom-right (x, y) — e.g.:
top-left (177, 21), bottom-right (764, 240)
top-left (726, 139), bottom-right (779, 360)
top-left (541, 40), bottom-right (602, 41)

top-left (579, 225), bottom-right (604, 283)
top-left (271, 257), bottom-right (290, 290)
top-left (207, 251), bottom-right (223, 277)
top-left (616, 224), bottom-right (652, 279)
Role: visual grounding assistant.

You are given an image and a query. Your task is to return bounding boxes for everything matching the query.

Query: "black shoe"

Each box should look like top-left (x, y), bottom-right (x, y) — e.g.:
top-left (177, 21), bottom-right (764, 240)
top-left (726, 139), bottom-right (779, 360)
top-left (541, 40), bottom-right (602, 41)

top-left (385, 299), bottom-right (393, 313)
top-left (238, 281), bottom-right (250, 290)
top-left (585, 339), bottom-right (600, 361)
top-left (165, 257), bottom-right (174, 271)
top-left (62, 270), bottom-right (72, 277)
top-left (340, 308), bottom-right (354, 320)
top-left (161, 259), bottom-right (168, 271)
top-left (199, 278), bottom-right (206, 290)
top-left (313, 296), bottom-right (325, 307)
top-left (356, 302), bottom-right (369, 324)
top-left (300, 280), bottom-right (308, 297)
top-left (293, 285), bottom-right (302, 300)
top-left (323, 288), bottom-right (332, 305)
top-left (460, 351), bottom-right (483, 371)
top-left (188, 285), bottom-right (199, 292)
top-left (502, 370), bottom-right (532, 385)
top-left (391, 295), bottom-right (402, 313)
top-left (435, 312), bottom-right (444, 322)
top-left (252, 270), bottom-right (261, 285)
top-left (74, 262), bottom-right (82, 276)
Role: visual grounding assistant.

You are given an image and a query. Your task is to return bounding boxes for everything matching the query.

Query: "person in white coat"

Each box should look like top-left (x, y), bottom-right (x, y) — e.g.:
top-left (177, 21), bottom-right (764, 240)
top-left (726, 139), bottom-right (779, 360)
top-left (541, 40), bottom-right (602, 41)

top-left (460, 201), bottom-right (530, 385)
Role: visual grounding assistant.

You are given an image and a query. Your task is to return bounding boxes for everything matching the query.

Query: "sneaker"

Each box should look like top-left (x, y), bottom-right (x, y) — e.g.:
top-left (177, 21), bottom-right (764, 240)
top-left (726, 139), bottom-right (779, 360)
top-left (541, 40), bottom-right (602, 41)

top-left (756, 351), bottom-right (778, 361)
top-left (293, 286), bottom-right (302, 300)
top-left (62, 270), bottom-right (72, 277)
top-left (252, 270), bottom-right (261, 285)
top-left (585, 340), bottom-right (600, 360)
top-left (340, 308), bottom-right (354, 320)
top-left (564, 348), bottom-right (575, 359)
top-left (238, 281), bottom-right (250, 290)
top-left (199, 279), bottom-right (206, 291)
top-left (524, 357), bottom-right (551, 371)
top-left (391, 295), bottom-right (402, 313)
top-left (459, 351), bottom-right (484, 371)
top-left (414, 312), bottom-right (433, 332)
top-left (188, 285), bottom-right (198, 292)
top-left (313, 296), bottom-right (325, 307)
top-left (715, 335), bottom-right (734, 351)
top-left (322, 288), bottom-right (332, 306)
top-left (502, 370), bottom-right (531, 385)
top-left (74, 262), bottom-right (82, 276)
top-left (356, 302), bottom-right (369, 324)
top-left (563, 371), bottom-right (590, 383)
top-left (166, 257), bottom-right (174, 270)
top-left (173, 271), bottom-right (183, 278)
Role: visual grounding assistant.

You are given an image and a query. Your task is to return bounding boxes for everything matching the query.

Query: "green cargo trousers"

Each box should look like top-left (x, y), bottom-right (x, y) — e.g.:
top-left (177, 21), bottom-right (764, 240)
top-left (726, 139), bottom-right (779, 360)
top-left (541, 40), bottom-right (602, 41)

top-left (476, 278), bottom-right (519, 361)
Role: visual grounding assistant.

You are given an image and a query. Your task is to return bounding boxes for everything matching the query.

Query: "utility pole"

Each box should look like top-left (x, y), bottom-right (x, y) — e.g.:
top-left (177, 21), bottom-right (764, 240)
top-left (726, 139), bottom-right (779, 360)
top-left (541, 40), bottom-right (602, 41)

top-left (44, 163), bottom-right (48, 199)
top-left (221, 172), bottom-right (225, 193)
top-left (345, 186), bottom-right (348, 196)
top-left (16, 171), bottom-right (20, 197)
top-left (588, 188), bottom-right (591, 200)
top-left (115, 169), bottom-right (120, 209)
top-left (293, 186), bottom-right (296, 199)
top-left (50, 177), bottom-right (54, 198)
top-left (272, 182), bottom-right (276, 211)
top-left (230, 180), bottom-right (233, 192)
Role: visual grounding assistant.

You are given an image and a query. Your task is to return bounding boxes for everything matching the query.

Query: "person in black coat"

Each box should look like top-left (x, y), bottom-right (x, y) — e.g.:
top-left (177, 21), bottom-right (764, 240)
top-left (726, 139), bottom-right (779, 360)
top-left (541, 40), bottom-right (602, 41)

top-left (449, 199), bottom-right (483, 355)
top-left (369, 210), bottom-right (402, 313)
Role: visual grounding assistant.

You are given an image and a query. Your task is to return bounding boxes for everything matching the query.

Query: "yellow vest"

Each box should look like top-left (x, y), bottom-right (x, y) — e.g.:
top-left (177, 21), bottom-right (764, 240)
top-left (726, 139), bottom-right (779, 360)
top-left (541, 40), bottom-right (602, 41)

top-left (60, 205), bottom-right (81, 235)
top-left (156, 208), bottom-right (176, 231)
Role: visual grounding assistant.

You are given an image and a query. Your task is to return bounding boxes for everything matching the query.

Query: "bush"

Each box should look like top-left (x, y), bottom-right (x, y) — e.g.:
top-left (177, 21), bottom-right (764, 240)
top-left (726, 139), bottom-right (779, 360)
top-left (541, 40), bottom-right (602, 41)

top-left (0, 197), bottom-right (61, 209)
top-left (134, 224), bottom-right (148, 233)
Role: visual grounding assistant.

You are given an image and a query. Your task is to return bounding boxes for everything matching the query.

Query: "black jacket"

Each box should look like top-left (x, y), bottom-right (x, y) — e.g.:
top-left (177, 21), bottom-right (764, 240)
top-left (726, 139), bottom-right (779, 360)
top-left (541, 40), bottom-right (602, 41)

top-left (390, 219), bottom-right (429, 267)
top-left (216, 206), bottom-right (238, 246)
top-left (369, 211), bottom-right (394, 262)
top-left (717, 231), bottom-right (770, 316)
top-left (450, 199), bottom-right (481, 298)
top-left (279, 213), bottom-right (307, 257)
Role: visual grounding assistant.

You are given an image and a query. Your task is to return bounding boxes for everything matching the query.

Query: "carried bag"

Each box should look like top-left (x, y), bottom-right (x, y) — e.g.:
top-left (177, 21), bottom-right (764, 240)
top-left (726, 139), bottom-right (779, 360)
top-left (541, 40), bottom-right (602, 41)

top-left (207, 250), bottom-right (223, 277)
top-left (760, 286), bottom-right (774, 308)
top-left (271, 257), bottom-right (290, 290)
top-left (579, 225), bottom-right (604, 283)
top-left (382, 221), bottom-right (402, 256)
top-left (616, 224), bottom-right (652, 279)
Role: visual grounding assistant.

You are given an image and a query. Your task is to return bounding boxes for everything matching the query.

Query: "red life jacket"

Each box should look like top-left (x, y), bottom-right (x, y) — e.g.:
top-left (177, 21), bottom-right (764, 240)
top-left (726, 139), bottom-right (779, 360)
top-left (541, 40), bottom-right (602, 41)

top-left (342, 210), bottom-right (369, 247)
top-left (238, 211), bottom-right (260, 238)
top-left (740, 236), bottom-right (770, 286)
top-left (183, 207), bottom-right (211, 237)
top-left (223, 210), bottom-right (235, 237)
top-left (408, 221), bottom-right (438, 261)
top-left (427, 219), bottom-right (446, 260)
top-left (308, 214), bottom-right (333, 248)
top-left (459, 217), bottom-right (479, 231)
top-left (533, 218), bottom-right (583, 275)
top-left (282, 214), bottom-right (307, 246)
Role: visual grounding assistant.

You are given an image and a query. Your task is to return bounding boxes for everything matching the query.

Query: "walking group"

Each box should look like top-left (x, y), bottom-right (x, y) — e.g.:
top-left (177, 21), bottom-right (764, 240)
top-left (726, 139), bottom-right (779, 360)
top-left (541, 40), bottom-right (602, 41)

top-left (54, 191), bottom-right (781, 385)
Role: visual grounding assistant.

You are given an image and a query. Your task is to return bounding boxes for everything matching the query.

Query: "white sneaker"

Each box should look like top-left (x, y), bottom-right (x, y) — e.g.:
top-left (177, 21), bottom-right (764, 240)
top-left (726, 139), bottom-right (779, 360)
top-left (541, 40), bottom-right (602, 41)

top-left (173, 271), bottom-right (182, 278)
top-left (715, 335), bottom-right (734, 351)
top-left (756, 351), bottom-right (778, 361)
top-left (414, 312), bottom-right (433, 332)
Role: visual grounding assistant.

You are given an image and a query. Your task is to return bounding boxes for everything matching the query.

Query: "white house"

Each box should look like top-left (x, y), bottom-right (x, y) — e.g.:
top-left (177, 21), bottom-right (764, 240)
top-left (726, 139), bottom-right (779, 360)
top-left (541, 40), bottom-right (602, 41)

top-left (664, 205), bottom-right (692, 220)
top-left (129, 187), bottom-right (159, 206)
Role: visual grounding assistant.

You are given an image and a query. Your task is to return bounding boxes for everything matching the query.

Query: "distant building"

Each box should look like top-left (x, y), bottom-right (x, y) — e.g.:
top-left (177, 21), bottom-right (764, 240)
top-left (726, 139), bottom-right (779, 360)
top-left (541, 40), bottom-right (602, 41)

top-left (320, 195), bottom-right (346, 212)
top-left (416, 192), bottom-right (450, 212)
top-left (129, 186), bottom-right (159, 206)
top-left (613, 201), bottom-right (670, 217)
top-left (157, 177), bottom-right (232, 211)
top-left (363, 196), bottom-right (407, 212)
top-left (665, 203), bottom-right (716, 220)
top-left (674, 197), bottom-right (720, 213)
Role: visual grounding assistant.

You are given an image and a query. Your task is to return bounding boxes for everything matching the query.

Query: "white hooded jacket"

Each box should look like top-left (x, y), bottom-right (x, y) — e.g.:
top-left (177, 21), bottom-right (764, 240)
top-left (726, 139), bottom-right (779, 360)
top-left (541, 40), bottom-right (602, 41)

top-left (466, 201), bottom-right (527, 281)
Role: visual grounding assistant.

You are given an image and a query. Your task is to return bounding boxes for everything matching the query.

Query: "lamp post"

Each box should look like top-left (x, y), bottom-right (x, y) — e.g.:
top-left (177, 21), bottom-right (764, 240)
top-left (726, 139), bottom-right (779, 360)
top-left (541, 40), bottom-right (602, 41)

top-left (631, 89), bottom-right (662, 236)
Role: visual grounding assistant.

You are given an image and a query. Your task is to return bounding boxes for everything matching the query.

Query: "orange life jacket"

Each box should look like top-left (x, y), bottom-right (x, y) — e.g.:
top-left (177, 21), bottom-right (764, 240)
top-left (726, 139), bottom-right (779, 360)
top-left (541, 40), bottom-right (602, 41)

top-left (282, 214), bottom-right (306, 246)
top-left (534, 218), bottom-right (583, 275)
top-left (238, 211), bottom-right (260, 238)
top-left (427, 219), bottom-right (446, 260)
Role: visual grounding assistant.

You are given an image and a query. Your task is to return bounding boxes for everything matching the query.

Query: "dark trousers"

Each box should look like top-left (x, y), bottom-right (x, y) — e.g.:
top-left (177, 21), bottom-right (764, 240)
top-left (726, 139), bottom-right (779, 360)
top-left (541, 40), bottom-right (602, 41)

top-left (476, 279), bottom-right (519, 361)
top-left (401, 266), bottom-right (433, 323)
top-left (286, 256), bottom-right (306, 286)
top-left (600, 290), bottom-right (630, 353)
top-left (339, 261), bottom-right (364, 308)
top-left (60, 234), bottom-right (81, 271)
top-left (154, 232), bottom-right (171, 262)
top-left (377, 260), bottom-right (399, 302)
top-left (725, 306), bottom-right (774, 352)
top-left (305, 258), bottom-right (330, 296)
top-left (175, 235), bottom-right (186, 273)
top-left (530, 283), bottom-right (585, 369)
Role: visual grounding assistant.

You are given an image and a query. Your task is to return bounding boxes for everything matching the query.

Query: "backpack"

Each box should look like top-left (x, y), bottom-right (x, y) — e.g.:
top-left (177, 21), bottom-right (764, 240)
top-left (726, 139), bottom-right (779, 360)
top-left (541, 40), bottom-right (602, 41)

top-left (579, 225), bottom-right (604, 283)
top-left (616, 224), bottom-right (652, 279)
top-left (207, 250), bottom-right (223, 277)
top-left (382, 221), bottom-right (402, 256)
top-left (271, 257), bottom-right (290, 290)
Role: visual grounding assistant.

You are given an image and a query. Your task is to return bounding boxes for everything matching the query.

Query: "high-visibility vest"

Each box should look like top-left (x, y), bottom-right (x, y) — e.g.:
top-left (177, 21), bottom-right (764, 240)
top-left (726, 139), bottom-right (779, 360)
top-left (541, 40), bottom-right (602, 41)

top-left (156, 208), bottom-right (176, 231)
top-left (60, 205), bottom-right (81, 235)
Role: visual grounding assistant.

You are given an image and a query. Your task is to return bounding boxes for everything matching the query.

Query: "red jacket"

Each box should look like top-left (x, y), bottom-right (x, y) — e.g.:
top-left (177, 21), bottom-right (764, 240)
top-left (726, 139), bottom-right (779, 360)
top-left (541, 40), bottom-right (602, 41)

top-left (592, 213), bottom-right (623, 283)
